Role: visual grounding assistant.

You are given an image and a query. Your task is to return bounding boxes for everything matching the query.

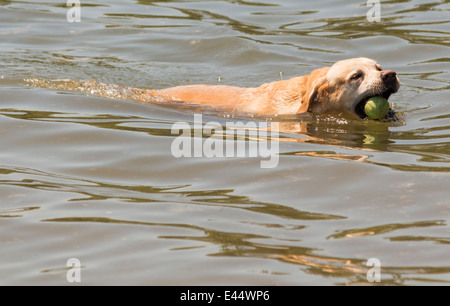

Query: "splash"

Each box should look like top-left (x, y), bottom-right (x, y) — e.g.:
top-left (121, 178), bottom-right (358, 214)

top-left (25, 78), bottom-right (171, 104)
top-left (24, 78), bottom-right (243, 117)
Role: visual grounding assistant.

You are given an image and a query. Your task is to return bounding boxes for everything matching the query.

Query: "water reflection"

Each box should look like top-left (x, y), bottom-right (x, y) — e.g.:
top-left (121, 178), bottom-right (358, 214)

top-left (2, 100), bottom-right (449, 173)
top-left (0, 206), bottom-right (39, 218)
top-left (128, 0), bottom-right (450, 48)
top-left (327, 220), bottom-right (446, 239)
top-left (0, 165), bottom-right (343, 220)
top-left (388, 235), bottom-right (450, 245)
top-left (43, 215), bottom-right (450, 285)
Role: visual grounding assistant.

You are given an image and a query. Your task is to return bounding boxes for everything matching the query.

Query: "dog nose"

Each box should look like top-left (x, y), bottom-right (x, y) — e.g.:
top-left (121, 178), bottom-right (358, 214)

top-left (381, 70), bottom-right (397, 86)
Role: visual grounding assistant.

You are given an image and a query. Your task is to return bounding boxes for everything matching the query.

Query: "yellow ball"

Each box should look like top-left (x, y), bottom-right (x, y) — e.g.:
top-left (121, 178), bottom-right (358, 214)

top-left (364, 97), bottom-right (390, 120)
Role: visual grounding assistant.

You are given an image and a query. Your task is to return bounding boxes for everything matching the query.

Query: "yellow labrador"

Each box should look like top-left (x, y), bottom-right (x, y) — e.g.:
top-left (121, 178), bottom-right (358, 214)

top-left (27, 57), bottom-right (399, 119)
top-left (158, 57), bottom-right (400, 118)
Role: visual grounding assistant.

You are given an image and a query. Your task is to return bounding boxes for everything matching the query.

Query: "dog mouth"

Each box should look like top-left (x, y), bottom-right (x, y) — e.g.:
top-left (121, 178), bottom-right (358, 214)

top-left (354, 89), bottom-right (396, 120)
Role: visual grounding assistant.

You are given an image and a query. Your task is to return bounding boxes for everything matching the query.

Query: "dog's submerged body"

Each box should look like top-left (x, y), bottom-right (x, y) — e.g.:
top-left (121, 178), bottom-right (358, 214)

top-left (159, 57), bottom-right (400, 118)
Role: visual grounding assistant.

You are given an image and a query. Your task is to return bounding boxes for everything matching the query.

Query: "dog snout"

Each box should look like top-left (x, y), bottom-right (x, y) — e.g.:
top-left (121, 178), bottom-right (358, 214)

top-left (381, 70), bottom-right (397, 87)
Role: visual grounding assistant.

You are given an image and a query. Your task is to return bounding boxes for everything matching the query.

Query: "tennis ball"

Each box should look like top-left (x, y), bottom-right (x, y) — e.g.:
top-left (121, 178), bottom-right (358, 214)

top-left (364, 97), bottom-right (390, 120)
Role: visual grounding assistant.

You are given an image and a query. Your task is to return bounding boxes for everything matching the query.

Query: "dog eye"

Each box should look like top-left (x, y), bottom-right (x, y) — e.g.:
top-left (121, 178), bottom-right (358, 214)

top-left (376, 65), bottom-right (382, 71)
top-left (350, 73), bottom-right (363, 80)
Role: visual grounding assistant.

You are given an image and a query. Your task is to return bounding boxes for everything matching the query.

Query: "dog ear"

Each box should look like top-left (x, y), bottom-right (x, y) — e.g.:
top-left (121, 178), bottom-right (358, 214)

top-left (297, 67), bottom-right (330, 114)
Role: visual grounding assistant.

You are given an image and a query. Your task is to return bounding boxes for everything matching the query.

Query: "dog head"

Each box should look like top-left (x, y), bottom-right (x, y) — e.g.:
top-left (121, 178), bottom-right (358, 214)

top-left (301, 58), bottom-right (400, 118)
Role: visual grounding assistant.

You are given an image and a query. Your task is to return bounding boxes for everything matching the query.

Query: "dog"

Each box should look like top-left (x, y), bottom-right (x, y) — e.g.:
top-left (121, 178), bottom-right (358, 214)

top-left (27, 57), bottom-right (400, 120)
top-left (158, 57), bottom-right (400, 119)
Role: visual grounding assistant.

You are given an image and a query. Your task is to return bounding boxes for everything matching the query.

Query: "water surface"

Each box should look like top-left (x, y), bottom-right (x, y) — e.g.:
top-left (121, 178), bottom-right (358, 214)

top-left (0, 0), bottom-right (449, 285)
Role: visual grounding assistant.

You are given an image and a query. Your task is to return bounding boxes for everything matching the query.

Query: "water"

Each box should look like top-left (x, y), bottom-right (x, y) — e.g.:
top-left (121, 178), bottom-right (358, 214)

top-left (0, 0), bottom-right (449, 285)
